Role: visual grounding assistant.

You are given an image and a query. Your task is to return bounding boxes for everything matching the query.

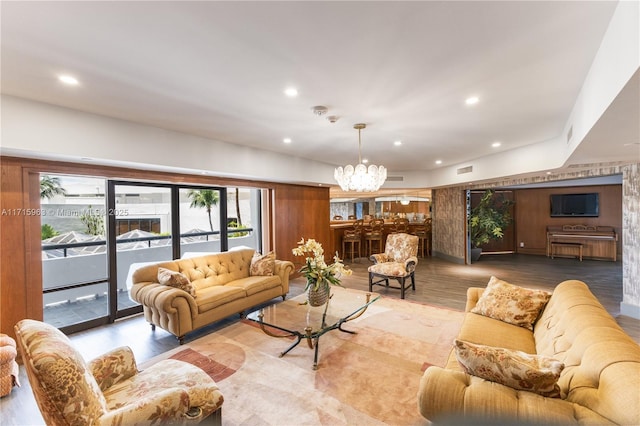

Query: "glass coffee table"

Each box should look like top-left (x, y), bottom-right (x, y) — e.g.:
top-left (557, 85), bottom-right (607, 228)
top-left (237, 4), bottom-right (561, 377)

top-left (246, 287), bottom-right (380, 369)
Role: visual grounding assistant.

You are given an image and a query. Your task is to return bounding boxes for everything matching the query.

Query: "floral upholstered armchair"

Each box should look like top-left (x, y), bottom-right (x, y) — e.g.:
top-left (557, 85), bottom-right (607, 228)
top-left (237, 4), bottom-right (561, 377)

top-left (14, 319), bottom-right (223, 425)
top-left (368, 232), bottom-right (419, 299)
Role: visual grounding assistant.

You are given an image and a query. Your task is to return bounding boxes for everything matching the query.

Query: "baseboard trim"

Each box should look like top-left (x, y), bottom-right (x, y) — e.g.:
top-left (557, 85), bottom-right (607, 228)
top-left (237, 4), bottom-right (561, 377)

top-left (433, 251), bottom-right (464, 264)
top-left (620, 302), bottom-right (640, 320)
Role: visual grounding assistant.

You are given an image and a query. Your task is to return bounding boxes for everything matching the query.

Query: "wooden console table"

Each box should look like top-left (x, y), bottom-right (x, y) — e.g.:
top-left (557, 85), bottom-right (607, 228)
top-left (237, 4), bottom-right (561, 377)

top-left (546, 225), bottom-right (617, 262)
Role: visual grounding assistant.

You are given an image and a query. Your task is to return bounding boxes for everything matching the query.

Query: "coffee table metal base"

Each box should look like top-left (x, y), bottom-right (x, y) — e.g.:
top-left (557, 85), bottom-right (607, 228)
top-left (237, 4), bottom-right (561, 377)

top-left (253, 292), bottom-right (374, 369)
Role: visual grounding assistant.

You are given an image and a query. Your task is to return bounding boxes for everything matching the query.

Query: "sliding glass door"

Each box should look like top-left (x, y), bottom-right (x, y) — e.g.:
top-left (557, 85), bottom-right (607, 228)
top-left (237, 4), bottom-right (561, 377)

top-left (41, 176), bottom-right (266, 333)
top-left (108, 182), bottom-right (174, 318)
top-left (40, 174), bottom-right (110, 332)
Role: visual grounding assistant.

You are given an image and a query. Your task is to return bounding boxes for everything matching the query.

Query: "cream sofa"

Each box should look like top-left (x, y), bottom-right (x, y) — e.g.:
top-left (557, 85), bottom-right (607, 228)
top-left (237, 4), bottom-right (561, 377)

top-left (131, 249), bottom-right (294, 344)
top-left (418, 279), bottom-right (640, 425)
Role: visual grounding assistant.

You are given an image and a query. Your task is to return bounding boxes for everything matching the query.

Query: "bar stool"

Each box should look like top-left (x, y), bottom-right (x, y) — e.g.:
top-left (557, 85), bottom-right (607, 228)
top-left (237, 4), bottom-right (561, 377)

top-left (342, 219), bottom-right (363, 262)
top-left (363, 218), bottom-right (385, 257)
top-left (412, 218), bottom-right (432, 257)
top-left (391, 217), bottom-right (410, 233)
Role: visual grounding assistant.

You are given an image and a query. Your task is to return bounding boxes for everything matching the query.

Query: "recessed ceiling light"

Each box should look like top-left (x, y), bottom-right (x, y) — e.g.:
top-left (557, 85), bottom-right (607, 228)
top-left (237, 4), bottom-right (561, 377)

top-left (362, 158), bottom-right (369, 164)
top-left (435, 160), bottom-right (442, 165)
top-left (283, 138), bottom-right (292, 144)
top-left (465, 96), bottom-right (479, 105)
top-left (492, 142), bottom-right (501, 148)
top-left (59, 75), bottom-right (79, 85)
top-left (394, 140), bottom-right (402, 146)
top-left (546, 171), bottom-right (552, 175)
top-left (284, 87), bottom-right (298, 97)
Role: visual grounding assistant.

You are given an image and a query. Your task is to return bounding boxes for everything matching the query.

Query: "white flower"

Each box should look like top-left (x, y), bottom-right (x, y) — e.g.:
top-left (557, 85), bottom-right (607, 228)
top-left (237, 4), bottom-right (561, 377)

top-left (292, 237), bottom-right (351, 290)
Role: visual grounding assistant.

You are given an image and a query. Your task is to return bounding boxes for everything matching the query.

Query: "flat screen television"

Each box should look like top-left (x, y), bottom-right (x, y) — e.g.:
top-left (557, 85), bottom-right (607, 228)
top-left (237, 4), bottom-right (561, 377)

top-left (550, 193), bottom-right (599, 217)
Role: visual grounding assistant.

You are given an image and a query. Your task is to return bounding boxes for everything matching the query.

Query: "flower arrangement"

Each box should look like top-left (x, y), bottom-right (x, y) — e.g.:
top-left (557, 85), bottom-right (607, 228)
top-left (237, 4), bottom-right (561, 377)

top-left (292, 238), bottom-right (352, 291)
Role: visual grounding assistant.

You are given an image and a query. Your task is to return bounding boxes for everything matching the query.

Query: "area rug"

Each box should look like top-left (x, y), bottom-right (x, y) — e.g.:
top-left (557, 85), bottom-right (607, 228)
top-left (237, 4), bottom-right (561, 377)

top-left (144, 289), bottom-right (465, 425)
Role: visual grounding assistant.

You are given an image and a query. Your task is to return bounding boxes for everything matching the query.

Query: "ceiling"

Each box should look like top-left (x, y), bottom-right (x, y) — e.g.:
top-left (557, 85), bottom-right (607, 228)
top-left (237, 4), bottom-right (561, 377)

top-left (1, 1), bottom-right (636, 192)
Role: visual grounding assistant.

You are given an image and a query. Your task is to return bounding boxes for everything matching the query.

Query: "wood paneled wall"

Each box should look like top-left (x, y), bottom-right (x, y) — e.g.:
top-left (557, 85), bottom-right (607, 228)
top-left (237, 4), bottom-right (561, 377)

top-left (514, 185), bottom-right (622, 256)
top-left (1, 159), bottom-right (43, 338)
top-left (0, 156), bottom-right (330, 338)
top-left (273, 183), bottom-right (330, 267)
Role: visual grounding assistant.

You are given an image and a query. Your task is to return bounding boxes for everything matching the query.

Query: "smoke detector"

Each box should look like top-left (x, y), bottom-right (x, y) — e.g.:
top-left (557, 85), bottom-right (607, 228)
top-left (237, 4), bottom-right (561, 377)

top-left (327, 115), bottom-right (339, 123)
top-left (311, 105), bottom-right (328, 116)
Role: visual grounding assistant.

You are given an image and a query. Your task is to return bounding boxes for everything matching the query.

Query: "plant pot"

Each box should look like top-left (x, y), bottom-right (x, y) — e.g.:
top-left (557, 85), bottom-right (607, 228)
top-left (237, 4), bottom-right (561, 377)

top-left (471, 247), bottom-right (482, 263)
top-left (308, 283), bottom-right (330, 307)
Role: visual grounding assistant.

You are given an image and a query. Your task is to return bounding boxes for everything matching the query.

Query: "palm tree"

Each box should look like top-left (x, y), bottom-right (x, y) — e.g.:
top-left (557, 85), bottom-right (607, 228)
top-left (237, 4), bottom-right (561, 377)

top-left (40, 175), bottom-right (67, 199)
top-left (187, 189), bottom-right (219, 232)
top-left (234, 188), bottom-right (242, 226)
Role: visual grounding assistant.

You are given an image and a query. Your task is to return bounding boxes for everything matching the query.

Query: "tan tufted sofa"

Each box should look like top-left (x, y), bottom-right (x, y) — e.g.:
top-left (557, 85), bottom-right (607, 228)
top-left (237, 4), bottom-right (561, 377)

top-left (131, 249), bottom-right (294, 344)
top-left (418, 280), bottom-right (640, 425)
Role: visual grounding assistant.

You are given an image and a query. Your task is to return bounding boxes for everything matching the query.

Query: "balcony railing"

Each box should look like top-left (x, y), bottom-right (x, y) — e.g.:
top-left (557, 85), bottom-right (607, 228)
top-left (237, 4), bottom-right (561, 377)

top-left (42, 228), bottom-right (254, 257)
top-left (42, 228), bottom-right (258, 320)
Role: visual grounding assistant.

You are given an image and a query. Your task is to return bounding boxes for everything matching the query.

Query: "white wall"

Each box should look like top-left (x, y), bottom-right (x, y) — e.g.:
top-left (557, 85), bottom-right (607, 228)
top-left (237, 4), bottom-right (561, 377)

top-left (0, 95), bottom-right (337, 186)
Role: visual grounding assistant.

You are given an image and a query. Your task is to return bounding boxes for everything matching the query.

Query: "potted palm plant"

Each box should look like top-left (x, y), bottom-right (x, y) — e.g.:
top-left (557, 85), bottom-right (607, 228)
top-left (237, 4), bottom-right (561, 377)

top-left (469, 189), bottom-right (514, 262)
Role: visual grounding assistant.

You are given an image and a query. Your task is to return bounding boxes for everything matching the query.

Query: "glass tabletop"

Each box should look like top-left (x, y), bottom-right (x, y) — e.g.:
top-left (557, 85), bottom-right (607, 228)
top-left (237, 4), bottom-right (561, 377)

top-left (247, 286), bottom-right (380, 335)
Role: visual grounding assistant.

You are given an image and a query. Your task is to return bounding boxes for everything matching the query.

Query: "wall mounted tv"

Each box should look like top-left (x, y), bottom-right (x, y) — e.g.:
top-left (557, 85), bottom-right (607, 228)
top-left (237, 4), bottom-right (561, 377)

top-left (550, 193), bottom-right (599, 217)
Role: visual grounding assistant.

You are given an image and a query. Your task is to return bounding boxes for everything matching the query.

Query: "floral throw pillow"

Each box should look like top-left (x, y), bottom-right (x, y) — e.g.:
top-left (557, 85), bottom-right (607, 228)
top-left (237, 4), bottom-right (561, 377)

top-left (250, 251), bottom-right (275, 276)
top-left (157, 267), bottom-right (196, 297)
top-left (470, 276), bottom-right (551, 330)
top-left (454, 339), bottom-right (564, 398)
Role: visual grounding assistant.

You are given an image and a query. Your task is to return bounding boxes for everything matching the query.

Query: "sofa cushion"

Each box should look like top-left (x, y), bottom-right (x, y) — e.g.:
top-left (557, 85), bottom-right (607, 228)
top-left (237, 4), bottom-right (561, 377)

top-left (448, 308), bottom-right (537, 370)
top-left (157, 267), bottom-right (196, 297)
top-left (470, 276), bottom-right (551, 330)
top-left (102, 359), bottom-right (223, 414)
top-left (226, 275), bottom-right (282, 296)
top-left (196, 286), bottom-right (246, 313)
top-left (454, 339), bottom-right (564, 398)
top-left (250, 252), bottom-right (275, 276)
top-left (368, 262), bottom-right (411, 277)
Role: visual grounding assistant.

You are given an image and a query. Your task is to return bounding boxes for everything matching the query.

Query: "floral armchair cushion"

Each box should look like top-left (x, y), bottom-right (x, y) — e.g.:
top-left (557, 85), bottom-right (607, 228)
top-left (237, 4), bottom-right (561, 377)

top-left (369, 232), bottom-right (419, 277)
top-left (15, 319), bottom-right (223, 426)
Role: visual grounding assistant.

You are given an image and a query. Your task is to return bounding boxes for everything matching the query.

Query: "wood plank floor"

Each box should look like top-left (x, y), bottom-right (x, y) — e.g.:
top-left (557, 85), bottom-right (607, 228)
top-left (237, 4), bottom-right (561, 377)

top-left (2, 254), bottom-right (637, 425)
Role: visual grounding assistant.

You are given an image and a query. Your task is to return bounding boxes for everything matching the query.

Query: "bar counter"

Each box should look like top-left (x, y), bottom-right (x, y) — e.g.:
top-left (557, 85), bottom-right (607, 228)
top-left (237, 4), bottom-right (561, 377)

top-left (329, 219), bottom-right (429, 260)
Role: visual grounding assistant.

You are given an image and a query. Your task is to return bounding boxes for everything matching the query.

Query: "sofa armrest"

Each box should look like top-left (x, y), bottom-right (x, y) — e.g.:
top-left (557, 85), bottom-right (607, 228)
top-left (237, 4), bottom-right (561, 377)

top-left (418, 366), bottom-right (597, 424)
top-left (274, 259), bottom-right (294, 294)
top-left (404, 256), bottom-right (418, 273)
top-left (88, 346), bottom-right (138, 391)
top-left (130, 282), bottom-right (198, 321)
top-left (465, 287), bottom-right (485, 312)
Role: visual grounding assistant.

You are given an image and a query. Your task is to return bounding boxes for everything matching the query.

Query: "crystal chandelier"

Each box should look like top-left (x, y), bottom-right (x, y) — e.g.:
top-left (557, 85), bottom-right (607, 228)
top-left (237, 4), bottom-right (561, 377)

top-left (334, 123), bottom-right (387, 192)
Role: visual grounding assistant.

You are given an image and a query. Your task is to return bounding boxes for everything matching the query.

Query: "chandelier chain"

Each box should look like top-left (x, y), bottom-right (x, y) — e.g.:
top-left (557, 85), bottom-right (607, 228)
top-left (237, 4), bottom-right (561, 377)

top-left (333, 122), bottom-right (387, 192)
top-left (358, 127), bottom-right (362, 164)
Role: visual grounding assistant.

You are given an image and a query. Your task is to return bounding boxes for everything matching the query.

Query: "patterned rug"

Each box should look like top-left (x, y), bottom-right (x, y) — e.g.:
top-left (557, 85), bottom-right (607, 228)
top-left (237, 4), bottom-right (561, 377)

top-left (145, 289), bottom-right (465, 425)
